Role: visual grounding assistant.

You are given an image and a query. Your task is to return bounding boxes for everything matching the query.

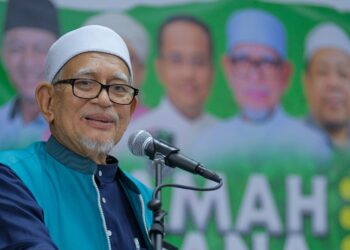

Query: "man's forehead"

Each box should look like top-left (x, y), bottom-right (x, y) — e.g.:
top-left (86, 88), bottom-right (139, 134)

top-left (311, 48), bottom-right (350, 63)
top-left (231, 44), bottom-right (280, 58)
top-left (4, 27), bottom-right (56, 42)
top-left (72, 67), bottom-right (129, 82)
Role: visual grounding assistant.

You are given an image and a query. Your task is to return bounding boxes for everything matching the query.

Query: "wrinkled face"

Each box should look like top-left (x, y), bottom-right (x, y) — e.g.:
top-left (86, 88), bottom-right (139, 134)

top-left (2, 27), bottom-right (56, 101)
top-left (156, 21), bottom-right (213, 114)
top-left (223, 44), bottom-right (291, 114)
top-left (304, 48), bottom-right (350, 129)
top-left (50, 52), bottom-right (136, 155)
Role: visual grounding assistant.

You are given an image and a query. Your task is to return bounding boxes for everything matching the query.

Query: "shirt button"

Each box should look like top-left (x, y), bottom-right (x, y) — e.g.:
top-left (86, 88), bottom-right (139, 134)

top-left (107, 230), bottom-right (112, 237)
top-left (102, 197), bottom-right (106, 204)
top-left (98, 170), bottom-right (102, 177)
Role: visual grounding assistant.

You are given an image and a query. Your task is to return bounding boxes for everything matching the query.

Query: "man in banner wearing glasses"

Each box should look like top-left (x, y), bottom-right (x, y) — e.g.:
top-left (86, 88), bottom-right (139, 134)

top-left (193, 8), bottom-right (330, 167)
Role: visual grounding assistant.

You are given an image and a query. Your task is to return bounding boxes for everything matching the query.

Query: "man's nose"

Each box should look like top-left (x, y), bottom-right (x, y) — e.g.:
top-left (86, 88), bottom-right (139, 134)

top-left (248, 63), bottom-right (264, 81)
top-left (95, 88), bottom-right (113, 107)
top-left (21, 48), bottom-right (36, 68)
top-left (326, 71), bottom-right (343, 88)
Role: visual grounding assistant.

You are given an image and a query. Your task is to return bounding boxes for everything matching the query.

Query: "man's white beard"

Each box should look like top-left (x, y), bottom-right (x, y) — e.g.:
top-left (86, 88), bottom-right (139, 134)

top-left (79, 137), bottom-right (115, 155)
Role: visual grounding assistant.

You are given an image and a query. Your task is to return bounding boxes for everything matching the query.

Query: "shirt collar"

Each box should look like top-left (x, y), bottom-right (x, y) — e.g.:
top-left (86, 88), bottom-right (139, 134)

top-left (95, 157), bottom-right (119, 184)
top-left (44, 135), bottom-right (141, 193)
top-left (45, 135), bottom-right (98, 175)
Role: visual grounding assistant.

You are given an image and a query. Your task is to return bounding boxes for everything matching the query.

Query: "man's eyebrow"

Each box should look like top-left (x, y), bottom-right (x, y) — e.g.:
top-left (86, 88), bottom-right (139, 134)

top-left (72, 68), bottom-right (94, 78)
top-left (71, 68), bottom-right (130, 84)
top-left (113, 71), bottom-right (130, 84)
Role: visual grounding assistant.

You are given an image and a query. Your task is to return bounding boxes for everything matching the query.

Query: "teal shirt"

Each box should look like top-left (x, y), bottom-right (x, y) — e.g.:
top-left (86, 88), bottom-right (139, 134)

top-left (0, 136), bottom-right (153, 250)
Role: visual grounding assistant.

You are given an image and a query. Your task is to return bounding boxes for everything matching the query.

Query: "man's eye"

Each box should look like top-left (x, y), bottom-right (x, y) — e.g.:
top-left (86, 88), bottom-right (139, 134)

top-left (230, 55), bottom-right (250, 64)
top-left (260, 57), bottom-right (281, 67)
top-left (76, 80), bottom-right (95, 89)
top-left (111, 84), bottom-right (128, 93)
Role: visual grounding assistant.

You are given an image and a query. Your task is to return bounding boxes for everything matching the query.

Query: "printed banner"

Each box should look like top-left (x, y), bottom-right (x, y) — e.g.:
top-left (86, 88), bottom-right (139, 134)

top-left (0, 0), bottom-right (349, 249)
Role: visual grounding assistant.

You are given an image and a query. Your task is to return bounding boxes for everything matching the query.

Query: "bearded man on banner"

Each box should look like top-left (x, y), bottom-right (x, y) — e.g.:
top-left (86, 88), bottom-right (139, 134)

top-left (303, 22), bottom-right (350, 153)
top-left (193, 8), bottom-right (330, 167)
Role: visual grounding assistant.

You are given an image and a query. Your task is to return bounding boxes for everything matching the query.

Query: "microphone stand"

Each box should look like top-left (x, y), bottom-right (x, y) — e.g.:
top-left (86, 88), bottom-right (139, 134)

top-left (148, 152), bottom-right (167, 250)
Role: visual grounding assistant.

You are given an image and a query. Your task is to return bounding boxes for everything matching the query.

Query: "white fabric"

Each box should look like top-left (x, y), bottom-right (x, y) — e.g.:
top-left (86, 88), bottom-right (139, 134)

top-left (226, 8), bottom-right (286, 58)
top-left (46, 25), bottom-right (132, 82)
top-left (192, 107), bottom-right (331, 167)
top-left (305, 22), bottom-right (350, 59)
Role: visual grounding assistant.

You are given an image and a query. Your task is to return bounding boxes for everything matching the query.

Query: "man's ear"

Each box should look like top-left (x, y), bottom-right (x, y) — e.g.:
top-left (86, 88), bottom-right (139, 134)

top-left (35, 82), bottom-right (55, 123)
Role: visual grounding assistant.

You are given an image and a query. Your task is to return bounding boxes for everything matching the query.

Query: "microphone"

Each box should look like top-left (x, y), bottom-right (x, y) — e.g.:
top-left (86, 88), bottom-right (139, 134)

top-left (128, 130), bottom-right (222, 183)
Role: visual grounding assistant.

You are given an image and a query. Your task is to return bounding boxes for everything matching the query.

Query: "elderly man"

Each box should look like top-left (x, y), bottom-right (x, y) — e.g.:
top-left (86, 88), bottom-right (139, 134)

top-left (303, 23), bottom-right (350, 152)
top-left (0, 0), bottom-right (59, 149)
top-left (0, 25), bottom-right (152, 250)
top-left (193, 8), bottom-right (330, 166)
top-left (84, 12), bottom-right (150, 120)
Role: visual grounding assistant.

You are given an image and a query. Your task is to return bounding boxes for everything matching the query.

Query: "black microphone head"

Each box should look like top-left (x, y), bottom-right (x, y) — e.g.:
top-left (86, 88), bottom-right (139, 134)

top-left (128, 130), bottom-right (153, 156)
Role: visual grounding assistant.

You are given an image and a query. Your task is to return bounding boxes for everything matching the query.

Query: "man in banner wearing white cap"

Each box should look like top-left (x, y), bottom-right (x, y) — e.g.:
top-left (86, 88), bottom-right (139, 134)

top-left (0, 25), bottom-right (153, 250)
top-left (84, 12), bottom-right (151, 120)
top-left (193, 8), bottom-right (330, 166)
top-left (0, 0), bottom-right (59, 150)
top-left (303, 22), bottom-right (350, 152)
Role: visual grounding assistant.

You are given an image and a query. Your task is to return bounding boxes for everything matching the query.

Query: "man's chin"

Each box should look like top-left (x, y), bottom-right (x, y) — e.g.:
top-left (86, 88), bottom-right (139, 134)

top-left (241, 106), bottom-right (274, 123)
top-left (79, 137), bottom-right (116, 154)
top-left (321, 118), bottom-right (349, 133)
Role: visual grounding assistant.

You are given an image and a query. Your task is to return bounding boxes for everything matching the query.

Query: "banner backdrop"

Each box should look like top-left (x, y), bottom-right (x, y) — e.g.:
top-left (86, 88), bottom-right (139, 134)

top-left (0, 0), bottom-right (349, 249)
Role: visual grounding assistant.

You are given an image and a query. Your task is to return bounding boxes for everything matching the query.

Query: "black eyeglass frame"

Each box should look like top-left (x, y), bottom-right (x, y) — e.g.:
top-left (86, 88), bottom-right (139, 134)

top-left (54, 78), bottom-right (139, 105)
top-left (228, 54), bottom-right (283, 69)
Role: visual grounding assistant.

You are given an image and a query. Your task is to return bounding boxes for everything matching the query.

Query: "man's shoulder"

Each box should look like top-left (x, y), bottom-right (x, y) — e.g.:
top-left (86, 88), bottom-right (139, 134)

top-left (0, 142), bottom-right (48, 193)
top-left (279, 113), bottom-right (326, 137)
top-left (0, 142), bottom-right (45, 168)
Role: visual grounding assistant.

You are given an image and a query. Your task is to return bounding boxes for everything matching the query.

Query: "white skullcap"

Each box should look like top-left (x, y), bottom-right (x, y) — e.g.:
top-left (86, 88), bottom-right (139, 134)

top-left (84, 12), bottom-right (149, 64)
top-left (46, 25), bottom-right (132, 83)
top-left (305, 22), bottom-right (350, 60)
top-left (226, 8), bottom-right (286, 58)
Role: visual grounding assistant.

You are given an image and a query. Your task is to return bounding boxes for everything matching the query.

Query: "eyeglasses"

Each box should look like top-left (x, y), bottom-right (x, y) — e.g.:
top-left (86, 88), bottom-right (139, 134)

top-left (54, 78), bottom-right (139, 105)
top-left (229, 54), bottom-right (282, 74)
